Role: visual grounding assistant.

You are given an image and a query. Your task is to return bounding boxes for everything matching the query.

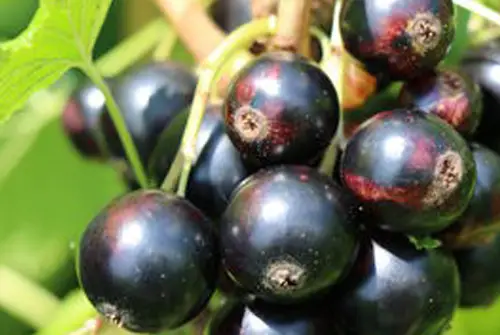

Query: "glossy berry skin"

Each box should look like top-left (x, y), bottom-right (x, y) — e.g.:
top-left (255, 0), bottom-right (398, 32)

top-left (149, 104), bottom-right (250, 219)
top-left (441, 143), bottom-right (500, 248)
top-left (210, 0), bottom-right (251, 33)
top-left (220, 165), bottom-right (360, 303)
top-left (461, 39), bottom-right (500, 152)
top-left (399, 69), bottom-right (483, 137)
top-left (340, 0), bottom-right (455, 80)
top-left (224, 52), bottom-right (340, 168)
top-left (208, 300), bottom-right (344, 335)
top-left (101, 62), bottom-right (197, 164)
top-left (341, 109), bottom-right (476, 234)
top-left (454, 233), bottom-right (500, 307)
top-left (61, 80), bottom-right (110, 159)
top-left (336, 231), bottom-right (460, 335)
top-left (77, 190), bottom-right (219, 333)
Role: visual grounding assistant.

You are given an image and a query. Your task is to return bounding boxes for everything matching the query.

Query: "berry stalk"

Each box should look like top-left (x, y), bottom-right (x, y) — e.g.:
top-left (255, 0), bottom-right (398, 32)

top-left (270, 0), bottom-right (312, 56)
top-left (161, 17), bottom-right (278, 195)
top-left (318, 0), bottom-right (346, 175)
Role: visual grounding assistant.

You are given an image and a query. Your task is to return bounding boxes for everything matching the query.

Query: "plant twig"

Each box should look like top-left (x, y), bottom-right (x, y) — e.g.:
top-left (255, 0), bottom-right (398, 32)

top-left (270, 0), bottom-right (312, 55)
top-left (153, 0), bottom-right (224, 62)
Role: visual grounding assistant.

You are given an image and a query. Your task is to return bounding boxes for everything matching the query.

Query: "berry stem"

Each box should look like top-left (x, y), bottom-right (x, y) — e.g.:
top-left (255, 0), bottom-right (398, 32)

top-left (152, 0), bottom-right (223, 63)
top-left (454, 0), bottom-right (500, 26)
top-left (161, 17), bottom-right (278, 196)
top-left (270, 0), bottom-right (312, 55)
top-left (0, 265), bottom-right (60, 329)
top-left (84, 61), bottom-right (149, 189)
top-left (95, 18), bottom-right (169, 77)
top-left (318, 0), bottom-right (346, 175)
top-left (152, 28), bottom-right (177, 62)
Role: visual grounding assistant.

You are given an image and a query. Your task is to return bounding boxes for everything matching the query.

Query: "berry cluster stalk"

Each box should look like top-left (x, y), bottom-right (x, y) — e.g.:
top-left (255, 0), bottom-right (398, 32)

top-left (319, 0), bottom-right (346, 175)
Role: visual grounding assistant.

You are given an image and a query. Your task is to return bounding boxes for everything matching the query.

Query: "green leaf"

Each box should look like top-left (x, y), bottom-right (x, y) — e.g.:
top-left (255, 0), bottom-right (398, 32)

top-left (0, 0), bottom-right (112, 123)
top-left (407, 235), bottom-right (443, 250)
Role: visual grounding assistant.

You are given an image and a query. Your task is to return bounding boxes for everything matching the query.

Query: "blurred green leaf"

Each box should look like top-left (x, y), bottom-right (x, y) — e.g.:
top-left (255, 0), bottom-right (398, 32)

top-left (0, 0), bottom-right (112, 124)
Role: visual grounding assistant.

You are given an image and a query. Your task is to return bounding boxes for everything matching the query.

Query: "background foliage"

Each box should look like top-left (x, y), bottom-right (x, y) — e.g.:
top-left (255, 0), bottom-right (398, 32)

top-left (0, 0), bottom-right (499, 334)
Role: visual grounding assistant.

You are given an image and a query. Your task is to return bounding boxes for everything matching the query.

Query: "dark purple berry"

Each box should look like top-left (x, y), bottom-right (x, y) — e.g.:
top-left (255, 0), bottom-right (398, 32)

top-left (336, 231), bottom-right (459, 335)
top-left (441, 143), bottom-right (500, 248)
top-left (208, 299), bottom-right (344, 335)
top-left (210, 0), bottom-right (251, 33)
top-left (224, 51), bottom-right (340, 168)
top-left (220, 165), bottom-right (360, 303)
top-left (77, 190), bottom-right (219, 333)
top-left (61, 80), bottom-right (111, 159)
top-left (149, 104), bottom-right (250, 219)
top-left (461, 39), bottom-right (500, 152)
top-left (340, 0), bottom-right (455, 80)
top-left (101, 62), bottom-right (197, 165)
top-left (341, 109), bottom-right (476, 234)
top-left (454, 233), bottom-right (500, 307)
top-left (399, 69), bottom-right (483, 136)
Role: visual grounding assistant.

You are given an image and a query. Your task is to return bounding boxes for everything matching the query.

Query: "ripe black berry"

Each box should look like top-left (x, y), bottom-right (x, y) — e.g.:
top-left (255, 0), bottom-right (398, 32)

top-left (454, 233), bottom-right (500, 307)
top-left (461, 39), bottom-right (500, 152)
top-left (340, 0), bottom-right (455, 80)
top-left (336, 231), bottom-right (459, 335)
top-left (77, 190), bottom-right (219, 333)
top-left (224, 51), bottom-right (340, 168)
top-left (341, 108), bottom-right (476, 234)
top-left (149, 104), bottom-right (250, 219)
top-left (210, 0), bottom-right (251, 33)
top-left (61, 80), bottom-right (111, 159)
top-left (441, 143), bottom-right (500, 248)
top-left (208, 299), bottom-right (344, 334)
top-left (101, 61), bottom-right (197, 164)
top-left (220, 165), bottom-right (360, 303)
top-left (399, 69), bottom-right (483, 136)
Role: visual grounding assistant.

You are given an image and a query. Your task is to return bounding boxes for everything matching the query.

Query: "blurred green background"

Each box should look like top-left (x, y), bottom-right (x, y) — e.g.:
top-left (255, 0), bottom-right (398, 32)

top-left (0, 0), bottom-right (500, 334)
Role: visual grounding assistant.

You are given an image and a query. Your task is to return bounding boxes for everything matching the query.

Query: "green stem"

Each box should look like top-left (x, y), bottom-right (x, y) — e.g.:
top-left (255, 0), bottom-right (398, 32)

top-left (96, 18), bottom-right (168, 77)
top-left (34, 290), bottom-right (96, 335)
top-left (319, 0), bottom-right (346, 175)
top-left (84, 61), bottom-right (149, 188)
top-left (454, 0), bottom-right (500, 26)
top-left (161, 17), bottom-right (278, 195)
top-left (0, 265), bottom-right (60, 329)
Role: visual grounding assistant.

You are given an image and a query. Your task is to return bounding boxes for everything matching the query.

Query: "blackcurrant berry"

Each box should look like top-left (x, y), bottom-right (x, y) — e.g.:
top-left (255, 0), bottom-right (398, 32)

top-left (340, 0), bottom-right (455, 80)
top-left (61, 80), bottom-right (111, 159)
top-left (399, 69), bottom-right (483, 136)
top-left (454, 233), bottom-right (500, 307)
top-left (336, 231), bottom-right (459, 335)
top-left (341, 108), bottom-right (476, 234)
top-left (149, 103), bottom-right (250, 219)
top-left (210, 0), bottom-right (251, 33)
top-left (224, 51), bottom-right (340, 168)
top-left (461, 39), bottom-right (500, 152)
top-left (101, 61), bottom-right (197, 165)
top-left (441, 143), bottom-right (500, 248)
top-left (208, 299), bottom-right (344, 334)
top-left (77, 190), bottom-right (219, 333)
top-left (220, 165), bottom-right (360, 303)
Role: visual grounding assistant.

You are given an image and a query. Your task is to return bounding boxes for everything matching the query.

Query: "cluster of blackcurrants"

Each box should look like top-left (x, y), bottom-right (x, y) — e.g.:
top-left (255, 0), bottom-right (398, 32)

top-left (63, 0), bottom-right (500, 334)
